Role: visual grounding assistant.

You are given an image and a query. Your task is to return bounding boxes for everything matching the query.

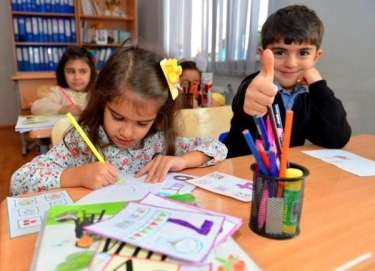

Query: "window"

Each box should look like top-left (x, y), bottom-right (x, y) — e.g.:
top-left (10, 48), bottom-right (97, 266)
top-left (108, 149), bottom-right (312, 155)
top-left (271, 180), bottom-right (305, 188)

top-left (163, 0), bottom-right (269, 76)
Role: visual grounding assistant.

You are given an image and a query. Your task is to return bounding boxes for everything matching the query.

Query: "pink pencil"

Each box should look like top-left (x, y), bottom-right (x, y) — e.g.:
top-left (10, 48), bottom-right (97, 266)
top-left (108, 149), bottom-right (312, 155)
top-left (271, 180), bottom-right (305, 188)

top-left (59, 87), bottom-right (75, 105)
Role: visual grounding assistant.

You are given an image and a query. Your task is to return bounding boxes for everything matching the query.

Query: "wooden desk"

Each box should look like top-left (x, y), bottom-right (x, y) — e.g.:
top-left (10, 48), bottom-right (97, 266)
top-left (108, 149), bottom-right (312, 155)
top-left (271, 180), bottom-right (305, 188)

top-left (2, 134), bottom-right (375, 270)
top-left (11, 73), bottom-right (57, 156)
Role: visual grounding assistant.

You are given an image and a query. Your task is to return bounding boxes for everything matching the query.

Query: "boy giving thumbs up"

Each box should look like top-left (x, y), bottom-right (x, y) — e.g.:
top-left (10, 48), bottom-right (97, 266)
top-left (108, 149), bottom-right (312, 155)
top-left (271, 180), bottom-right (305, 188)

top-left (224, 5), bottom-right (351, 158)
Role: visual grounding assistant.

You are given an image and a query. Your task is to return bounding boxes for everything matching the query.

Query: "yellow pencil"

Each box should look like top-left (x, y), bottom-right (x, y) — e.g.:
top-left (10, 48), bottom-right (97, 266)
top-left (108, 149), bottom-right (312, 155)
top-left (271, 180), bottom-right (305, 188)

top-left (66, 113), bottom-right (105, 163)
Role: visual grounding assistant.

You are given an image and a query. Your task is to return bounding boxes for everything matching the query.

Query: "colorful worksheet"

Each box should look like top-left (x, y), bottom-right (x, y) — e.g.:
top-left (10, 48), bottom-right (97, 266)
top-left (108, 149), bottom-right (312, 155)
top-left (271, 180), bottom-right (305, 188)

top-left (186, 171), bottom-right (253, 202)
top-left (7, 190), bottom-right (74, 238)
top-left (140, 193), bottom-right (242, 246)
top-left (15, 114), bottom-right (66, 133)
top-left (85, 202), bottom-right (225, 263)
top-left (302, 149), bottom-right (375, 176)
top-left (76, 173), bottom-right (197, 204)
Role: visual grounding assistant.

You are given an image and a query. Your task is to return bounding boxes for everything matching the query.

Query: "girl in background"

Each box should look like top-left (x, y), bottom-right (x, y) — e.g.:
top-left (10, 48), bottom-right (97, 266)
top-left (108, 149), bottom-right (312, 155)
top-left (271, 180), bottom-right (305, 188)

top-left (11, 43), bottom-right (227, 195)
top-left (31, 46), bottom-right (97, 116)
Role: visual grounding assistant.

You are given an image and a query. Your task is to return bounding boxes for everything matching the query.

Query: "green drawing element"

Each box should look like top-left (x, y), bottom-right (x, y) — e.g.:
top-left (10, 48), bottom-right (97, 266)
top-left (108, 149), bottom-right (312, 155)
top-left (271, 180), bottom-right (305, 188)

top-left (47, 202), bottom-right (128, 225)
top-left (56, 251), bottom-right (95, 271)
top-left (166, 193), bottom-right (197, 204)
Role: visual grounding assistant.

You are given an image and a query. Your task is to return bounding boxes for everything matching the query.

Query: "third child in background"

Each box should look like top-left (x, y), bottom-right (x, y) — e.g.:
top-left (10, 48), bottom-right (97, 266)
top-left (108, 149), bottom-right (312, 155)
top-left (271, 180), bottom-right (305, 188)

top-left (224, 5), bottom-right (351, 158)
top-left (31, 46), bottom-right (97, 116)
top-left (11, 43), bottom-right (228, 195)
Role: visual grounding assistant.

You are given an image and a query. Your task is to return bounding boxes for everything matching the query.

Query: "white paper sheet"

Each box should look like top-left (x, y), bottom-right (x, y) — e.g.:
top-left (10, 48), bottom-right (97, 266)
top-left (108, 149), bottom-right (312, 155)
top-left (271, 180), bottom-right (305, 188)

top-left (302, 149), bottom-right (375, 176)
top-left (85, 202), bottom-right (225, 263)
top-left (139, 193), bottom-right (242, 246)
top-left (76, 173), bottom-right (197, 204)
top-left (186, 171), bottom-right (253, 202)
top-left (7, 190), bottom-right (73, 238)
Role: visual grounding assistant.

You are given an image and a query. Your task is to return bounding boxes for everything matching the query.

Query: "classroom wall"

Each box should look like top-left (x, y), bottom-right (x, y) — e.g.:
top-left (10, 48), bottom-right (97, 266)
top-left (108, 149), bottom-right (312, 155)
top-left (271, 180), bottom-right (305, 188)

top-left (1, 0), bottom-right (375, 137)
top-left (268, 0), bottom-right (375, 136)
top-left (0, 6), bottom-right (18, 126)
top-left (134, 0), bottom-right (375, 137)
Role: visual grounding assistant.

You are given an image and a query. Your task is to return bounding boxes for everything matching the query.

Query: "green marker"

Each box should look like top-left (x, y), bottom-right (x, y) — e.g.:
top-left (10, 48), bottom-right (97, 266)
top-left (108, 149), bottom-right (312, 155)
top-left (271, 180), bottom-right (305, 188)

top-left (282, 168), bottom-right (303, 235)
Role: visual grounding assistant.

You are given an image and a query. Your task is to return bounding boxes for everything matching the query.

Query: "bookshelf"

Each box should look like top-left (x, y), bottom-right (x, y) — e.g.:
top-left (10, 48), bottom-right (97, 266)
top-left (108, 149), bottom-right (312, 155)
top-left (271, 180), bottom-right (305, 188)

top-left (8, 0), bottom-right (137, 155)
top-left (9, 0), bottom-right (138, 74)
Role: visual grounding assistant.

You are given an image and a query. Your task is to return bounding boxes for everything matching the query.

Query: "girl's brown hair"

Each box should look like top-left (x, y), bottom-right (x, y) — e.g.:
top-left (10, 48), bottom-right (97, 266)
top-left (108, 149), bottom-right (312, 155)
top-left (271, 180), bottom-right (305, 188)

top-left (65, 43), bottom-right (181, 155)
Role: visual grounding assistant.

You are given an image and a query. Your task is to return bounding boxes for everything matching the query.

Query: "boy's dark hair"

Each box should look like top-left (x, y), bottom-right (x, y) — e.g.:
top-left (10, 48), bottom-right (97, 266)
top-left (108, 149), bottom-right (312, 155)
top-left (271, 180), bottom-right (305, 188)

top-left (261, 5), bottom-right (324, 49)
top-left (56, 46), bottom-right (97, 91)
top-left (76, 43), bottom-right (181, 155)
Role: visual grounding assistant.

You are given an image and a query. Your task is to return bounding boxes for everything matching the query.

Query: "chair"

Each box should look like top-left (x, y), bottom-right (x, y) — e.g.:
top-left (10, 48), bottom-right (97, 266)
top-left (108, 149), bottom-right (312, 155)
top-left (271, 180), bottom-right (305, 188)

top-left (51, 118), bottom-right (72, 146)
top-left (176, 105), bottom-right (233, 139)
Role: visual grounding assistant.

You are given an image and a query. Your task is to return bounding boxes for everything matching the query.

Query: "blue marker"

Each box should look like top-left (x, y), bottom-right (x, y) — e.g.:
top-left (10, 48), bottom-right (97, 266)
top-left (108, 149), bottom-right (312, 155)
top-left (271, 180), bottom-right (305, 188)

top-left (254, 115), bottom-right (270, 151)
top-left (242, 130), bottom-right (268, 175)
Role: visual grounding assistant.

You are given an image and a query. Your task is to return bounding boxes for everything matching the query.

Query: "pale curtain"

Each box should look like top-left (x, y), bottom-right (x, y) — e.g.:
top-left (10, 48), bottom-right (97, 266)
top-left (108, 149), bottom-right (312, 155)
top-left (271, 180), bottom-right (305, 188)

top-left (163, 0), bottom-right (269, 76)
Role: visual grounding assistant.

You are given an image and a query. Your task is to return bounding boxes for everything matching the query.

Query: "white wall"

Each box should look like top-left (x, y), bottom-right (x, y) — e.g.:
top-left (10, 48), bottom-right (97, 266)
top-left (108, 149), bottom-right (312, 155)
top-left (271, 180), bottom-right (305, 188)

top-left (268, 0), bottom-right (375, 135)
top-left (0, 5), bottom-right (18, 126)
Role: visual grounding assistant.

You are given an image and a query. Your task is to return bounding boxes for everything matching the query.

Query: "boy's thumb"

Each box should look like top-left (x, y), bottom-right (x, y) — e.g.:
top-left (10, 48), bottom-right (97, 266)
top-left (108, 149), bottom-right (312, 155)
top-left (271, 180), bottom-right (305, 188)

top-left (260, 49), bottom-right (274, 82)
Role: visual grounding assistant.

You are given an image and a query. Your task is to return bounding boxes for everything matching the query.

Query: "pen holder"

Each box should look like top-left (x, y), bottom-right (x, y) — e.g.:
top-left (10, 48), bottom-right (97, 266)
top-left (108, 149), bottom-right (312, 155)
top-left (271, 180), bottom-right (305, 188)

top-left (249, 162), bottom-right (309, 240)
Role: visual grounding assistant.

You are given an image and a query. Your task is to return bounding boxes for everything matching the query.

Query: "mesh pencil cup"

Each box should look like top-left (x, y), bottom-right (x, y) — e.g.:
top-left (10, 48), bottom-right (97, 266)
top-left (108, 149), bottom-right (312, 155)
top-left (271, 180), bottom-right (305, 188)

top-left (249, 162), bottom-right (309, 240)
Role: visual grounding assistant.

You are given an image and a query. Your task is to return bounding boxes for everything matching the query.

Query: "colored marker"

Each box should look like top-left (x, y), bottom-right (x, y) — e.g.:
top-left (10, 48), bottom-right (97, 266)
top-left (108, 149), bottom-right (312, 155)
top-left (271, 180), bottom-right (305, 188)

top-left (282, 168), bottom-right (303, 235)
top-left (59, 87), bottom-right (75, 105)
top-left (267, 105), bottom-right (282, 155)
top-left (66, 113), bottom-right (105, 163)
top-left (242, 130), bottom-right (268, 175)
top-left (254, 115), bottom-right (270, 151)
top-left (277, 110), bottom-right (294, 197)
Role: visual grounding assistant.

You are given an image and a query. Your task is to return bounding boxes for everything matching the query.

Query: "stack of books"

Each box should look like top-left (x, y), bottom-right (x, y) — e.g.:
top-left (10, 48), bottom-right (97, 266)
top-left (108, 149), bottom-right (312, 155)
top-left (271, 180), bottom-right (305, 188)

top-left (15, 114), bottom-right (66, 133)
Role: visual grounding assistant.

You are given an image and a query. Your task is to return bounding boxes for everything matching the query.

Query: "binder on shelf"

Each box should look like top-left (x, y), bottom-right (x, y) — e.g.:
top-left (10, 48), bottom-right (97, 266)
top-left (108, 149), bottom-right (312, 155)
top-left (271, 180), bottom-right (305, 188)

top-left (28, 46), bottom-right (35, 71)
top-left (33, 47), bottom-right (41, 71)
top-left (64, 19), bottom-right (72, 43)
top-left (70, 18), bottom-right (76, 42)
top-left (42, 19), bottom-right (48, 42)
top-left (17, 17), bottom-right (26, 42)
top-left (37, 17), bottom-right (44, 43)
top-left (11, 0), bottom-right (19, 11)
top-left (22, 47), bottom-right (30, 71)
top-left (13, 18), bottom-right (19, 42)
top-left (31, 17), bottom-right (39, 42)
top-left (58, 18), bottom-right (65, 42)
top-left (47, 18), bottom-right (53, 42)
top-left (16, 47), bottom-right (24, 71)
top-left (51, 18), bottom-right (59, 42)
top-left (25, 17), bottom-right (33, 42)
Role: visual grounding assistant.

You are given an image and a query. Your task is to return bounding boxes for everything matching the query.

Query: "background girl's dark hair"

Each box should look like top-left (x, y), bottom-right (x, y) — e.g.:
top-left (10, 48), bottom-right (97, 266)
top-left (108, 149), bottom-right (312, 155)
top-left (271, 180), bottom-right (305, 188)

top-left (55, 46), bottom-right (97, 91)
top-left (178, 60), bottom-right (202, 77)
top-left (261, 5), bottom-right (324, 49)
top-left (75, 43), bottom-right (181, 155)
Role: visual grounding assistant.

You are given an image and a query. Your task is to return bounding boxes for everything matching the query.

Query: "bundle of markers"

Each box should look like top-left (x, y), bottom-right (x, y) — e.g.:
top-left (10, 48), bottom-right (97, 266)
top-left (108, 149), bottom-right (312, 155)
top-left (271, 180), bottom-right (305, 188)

top-left (244, 105), bottom-right (307, 237)
top-left (243, 104), bottom-right (294, 181)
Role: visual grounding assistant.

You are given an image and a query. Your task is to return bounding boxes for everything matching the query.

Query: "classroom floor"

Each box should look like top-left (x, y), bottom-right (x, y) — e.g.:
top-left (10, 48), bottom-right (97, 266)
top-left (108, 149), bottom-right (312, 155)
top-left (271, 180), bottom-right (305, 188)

top-left (0, 127), bottom-right (35, 202)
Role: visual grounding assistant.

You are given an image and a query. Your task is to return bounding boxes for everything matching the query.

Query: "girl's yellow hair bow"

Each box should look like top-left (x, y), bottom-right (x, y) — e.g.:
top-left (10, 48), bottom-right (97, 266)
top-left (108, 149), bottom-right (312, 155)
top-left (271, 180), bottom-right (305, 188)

top-left (160, 58), bottom-right (182, 100)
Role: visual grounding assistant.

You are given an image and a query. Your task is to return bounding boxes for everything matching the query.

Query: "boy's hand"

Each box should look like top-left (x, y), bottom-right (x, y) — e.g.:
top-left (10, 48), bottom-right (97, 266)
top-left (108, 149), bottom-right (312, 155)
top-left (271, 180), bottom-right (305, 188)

top-left (297, 68), bottom-right (323, 85)
top-left (244, 49), bottom-right (278, 116)
top-left (134, 154), bottom-right (186, 183)
top-left (61, 163), bottom-right (119, 190)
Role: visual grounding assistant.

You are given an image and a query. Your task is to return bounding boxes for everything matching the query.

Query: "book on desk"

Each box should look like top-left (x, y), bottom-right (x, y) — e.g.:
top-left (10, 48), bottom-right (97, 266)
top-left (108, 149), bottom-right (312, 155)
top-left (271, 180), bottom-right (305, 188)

top-left (15, 114), bottom-right (66, 133)
top-left (30, 194), bottom-right (260, 271)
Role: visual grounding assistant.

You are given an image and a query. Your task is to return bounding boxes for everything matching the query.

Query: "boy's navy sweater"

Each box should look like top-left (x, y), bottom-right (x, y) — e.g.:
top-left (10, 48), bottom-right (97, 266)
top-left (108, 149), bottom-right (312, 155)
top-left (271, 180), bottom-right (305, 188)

top-left (224, 72), bottom-right (352, 158)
